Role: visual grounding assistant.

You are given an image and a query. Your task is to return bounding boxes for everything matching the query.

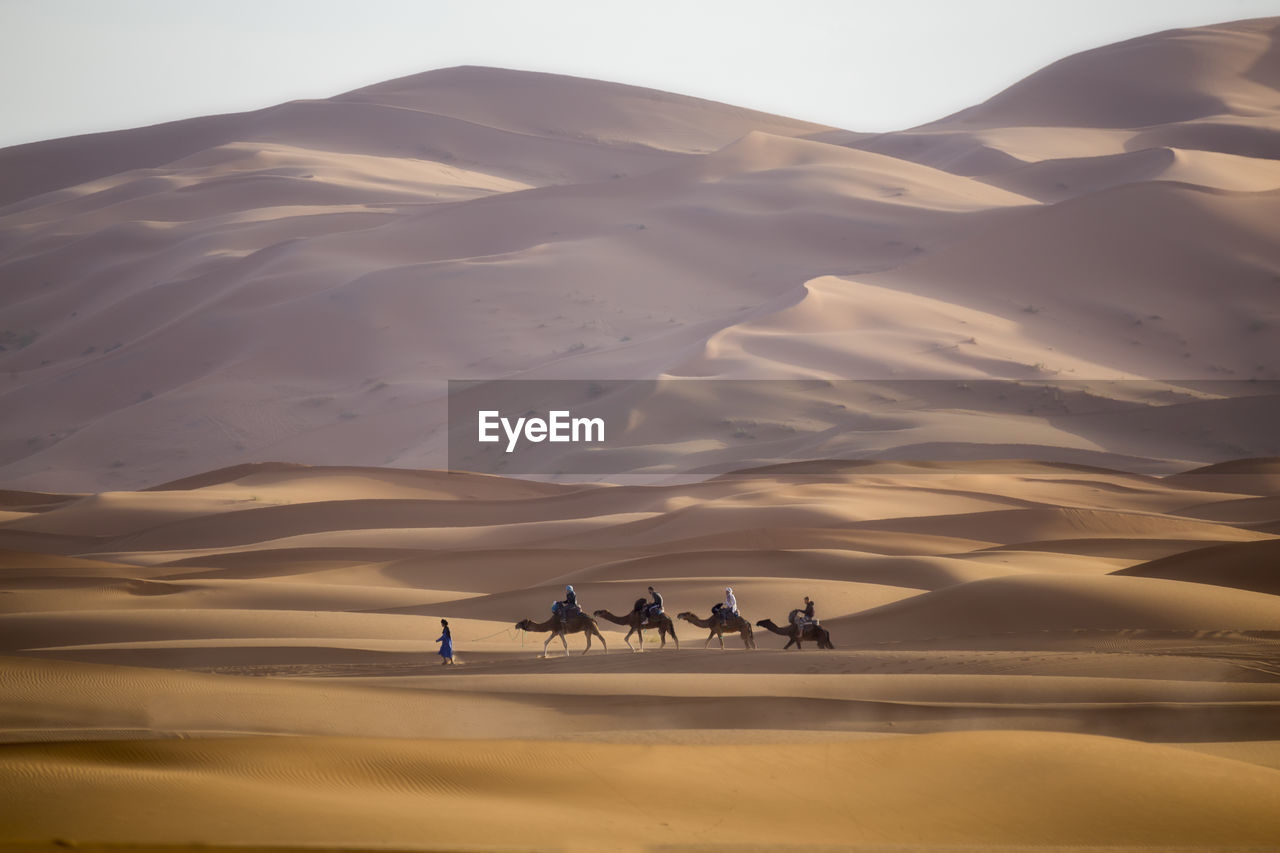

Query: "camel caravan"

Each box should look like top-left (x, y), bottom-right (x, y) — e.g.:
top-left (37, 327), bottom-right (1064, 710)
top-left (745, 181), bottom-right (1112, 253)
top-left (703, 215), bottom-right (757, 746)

top-left (514, 585), bottom-right (833, 657)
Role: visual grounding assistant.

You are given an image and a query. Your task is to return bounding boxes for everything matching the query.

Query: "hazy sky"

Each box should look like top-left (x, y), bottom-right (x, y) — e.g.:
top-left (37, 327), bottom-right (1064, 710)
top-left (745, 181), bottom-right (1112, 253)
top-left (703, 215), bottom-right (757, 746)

top-left (2, 0), bottom-right (1278, 148)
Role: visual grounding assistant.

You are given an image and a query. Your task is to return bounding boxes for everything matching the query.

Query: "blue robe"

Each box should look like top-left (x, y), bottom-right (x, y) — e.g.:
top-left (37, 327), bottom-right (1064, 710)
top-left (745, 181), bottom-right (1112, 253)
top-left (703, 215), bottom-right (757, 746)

top-left (436, 628), bottom-right (453, 659)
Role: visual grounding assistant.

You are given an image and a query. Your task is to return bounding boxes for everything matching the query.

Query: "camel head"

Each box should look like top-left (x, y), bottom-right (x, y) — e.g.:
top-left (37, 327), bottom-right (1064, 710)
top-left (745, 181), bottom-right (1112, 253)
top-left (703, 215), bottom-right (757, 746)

top-left (755, 619), bottom-right (776, 628)
top-left (514, 618), bottom-right (533, 630)
top-left (676, 611), bottom-right (697, 622)
top-left (591, 609), bottom-right (606, 617)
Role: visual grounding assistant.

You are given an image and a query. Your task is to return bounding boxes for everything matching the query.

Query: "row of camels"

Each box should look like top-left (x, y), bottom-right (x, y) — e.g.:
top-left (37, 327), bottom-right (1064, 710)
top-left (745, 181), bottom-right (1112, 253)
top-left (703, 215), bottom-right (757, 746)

top-left (514, 599), bottom-right (833, 657)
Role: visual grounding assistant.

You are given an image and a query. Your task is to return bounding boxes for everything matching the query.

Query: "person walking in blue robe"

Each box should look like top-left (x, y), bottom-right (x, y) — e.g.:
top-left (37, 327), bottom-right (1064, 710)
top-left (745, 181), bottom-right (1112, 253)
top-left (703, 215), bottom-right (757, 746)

top-left (436, 618), bottom-right (454, 665)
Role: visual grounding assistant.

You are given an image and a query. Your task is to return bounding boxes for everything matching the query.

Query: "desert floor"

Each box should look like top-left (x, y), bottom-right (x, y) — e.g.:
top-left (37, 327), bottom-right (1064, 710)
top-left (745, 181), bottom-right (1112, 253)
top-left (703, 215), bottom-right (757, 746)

top-left (2, 458), bottom-right (1279, 850)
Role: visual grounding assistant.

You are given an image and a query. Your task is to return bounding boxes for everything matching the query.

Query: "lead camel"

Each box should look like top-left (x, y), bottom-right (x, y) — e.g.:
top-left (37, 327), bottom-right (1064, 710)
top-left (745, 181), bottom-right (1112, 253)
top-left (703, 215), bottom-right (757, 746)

top-left (514, 612), bottom-right (608, 657)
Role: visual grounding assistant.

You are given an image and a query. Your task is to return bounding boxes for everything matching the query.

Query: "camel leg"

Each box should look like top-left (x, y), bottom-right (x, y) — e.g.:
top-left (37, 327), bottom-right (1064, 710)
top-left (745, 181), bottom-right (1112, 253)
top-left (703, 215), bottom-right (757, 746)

top-left (718, 632), bottom-right (725, 650)
top-left (559, 633), bottom-right (569, 657)
top-left (541, 634), bottom-right (554, 658)
top-left (587, 625), bottom-right (606, 655)
top-left (704, 632), bottom-right (714, 649)
top-left (622, 628), bottom-right (635, 653)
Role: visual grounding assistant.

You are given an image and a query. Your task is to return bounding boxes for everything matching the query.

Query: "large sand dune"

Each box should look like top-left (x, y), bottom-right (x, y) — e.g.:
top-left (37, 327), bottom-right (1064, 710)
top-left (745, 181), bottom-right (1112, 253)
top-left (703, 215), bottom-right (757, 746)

top-left (2, 19), bottom-right (1279, 490)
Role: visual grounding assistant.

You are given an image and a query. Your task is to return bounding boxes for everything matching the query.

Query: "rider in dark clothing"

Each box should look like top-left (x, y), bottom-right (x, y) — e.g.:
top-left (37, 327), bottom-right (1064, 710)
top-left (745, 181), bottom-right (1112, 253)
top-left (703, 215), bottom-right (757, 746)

top-left (561, 585), bottom-right (578, 617)
top-left (792, 596), bottom-right (816, 627)
top-left (645, 585), bottom-right (663, 623)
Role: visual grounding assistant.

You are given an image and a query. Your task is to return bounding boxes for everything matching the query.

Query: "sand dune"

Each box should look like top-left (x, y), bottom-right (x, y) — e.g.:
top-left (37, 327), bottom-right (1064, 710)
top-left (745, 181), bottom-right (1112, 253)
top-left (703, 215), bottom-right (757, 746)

top-left (983, 145), bottom-right (1280, 202)
top-left (0, 654), bottom-right (562, 740)
top-left (831, 572), bottom-right (1280, 643)
top-left (1166, 457), bottom-right (1280, 495)
top-left (3, 731), bottom-right (1278, 850)
top-left (3, 19), bottom-right (1280, 489)
top-left (1115, 538), bottom-right (1280, 595)
top-left (3, 457), bottom-right (1280, 847)
top-left (547, 548), bottom-right (1020, 589)
top-left (1174, 494), bottom-right (1280, 523)
top-left (929, 18), bottom-right (1279, 129)
top-left (1, 459), bottom-right (1275, 660)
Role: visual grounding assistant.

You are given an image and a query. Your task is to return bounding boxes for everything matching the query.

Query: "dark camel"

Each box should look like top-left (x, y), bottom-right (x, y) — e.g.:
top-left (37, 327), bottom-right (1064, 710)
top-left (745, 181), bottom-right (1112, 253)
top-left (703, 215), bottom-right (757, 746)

top-left (756, 610), bottom-right (834, 649)
top-left (515, 613), bottom-right (608, 657)
top-left (593, 598), bottom-right (679, 651)
top-left (677, 610), bottom-right (756, 650)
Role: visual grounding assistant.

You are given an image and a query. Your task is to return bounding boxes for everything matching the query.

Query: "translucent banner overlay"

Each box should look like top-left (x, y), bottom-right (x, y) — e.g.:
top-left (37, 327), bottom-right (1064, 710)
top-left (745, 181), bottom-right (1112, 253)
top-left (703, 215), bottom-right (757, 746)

top-left (446, 379), bottom-right (1280, 476)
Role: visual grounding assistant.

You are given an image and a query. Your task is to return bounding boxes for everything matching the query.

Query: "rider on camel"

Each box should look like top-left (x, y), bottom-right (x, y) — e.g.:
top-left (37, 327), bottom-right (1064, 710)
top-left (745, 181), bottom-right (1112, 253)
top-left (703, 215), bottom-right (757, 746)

top-left (642, 585), bottom-right (663, 624)
top-left (714, 586), bottom-right (738, 624)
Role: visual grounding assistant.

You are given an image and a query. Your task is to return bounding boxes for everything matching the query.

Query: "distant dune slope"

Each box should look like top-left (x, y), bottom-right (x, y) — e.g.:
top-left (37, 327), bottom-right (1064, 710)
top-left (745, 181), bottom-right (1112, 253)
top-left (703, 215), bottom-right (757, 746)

top-left (1115, 538), bottom-right (1280, 595)
top-left (1, 459), bottom-right (1276, 667)
top-left (2, 18), bottom-right (1279, 489)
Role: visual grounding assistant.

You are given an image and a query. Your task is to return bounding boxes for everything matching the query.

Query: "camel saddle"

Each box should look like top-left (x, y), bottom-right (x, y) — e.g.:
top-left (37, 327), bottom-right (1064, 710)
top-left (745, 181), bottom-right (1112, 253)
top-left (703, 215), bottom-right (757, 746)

top-left (789, 609), bottom-right (818, 629)
top-left (552, 601), bottom-right (581, 620)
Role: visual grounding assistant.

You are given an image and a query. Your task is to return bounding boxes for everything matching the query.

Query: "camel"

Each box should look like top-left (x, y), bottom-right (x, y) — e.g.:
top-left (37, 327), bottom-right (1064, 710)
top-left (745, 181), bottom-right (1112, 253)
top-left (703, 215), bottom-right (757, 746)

top-left (756, 610), bottom-right (834, 649)
top-left (515, 613), bottom-right (608, 657)
top-left (593, 598), bottom-right (679, 652)
top-left (677, 610), bottom-right (756, 650)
